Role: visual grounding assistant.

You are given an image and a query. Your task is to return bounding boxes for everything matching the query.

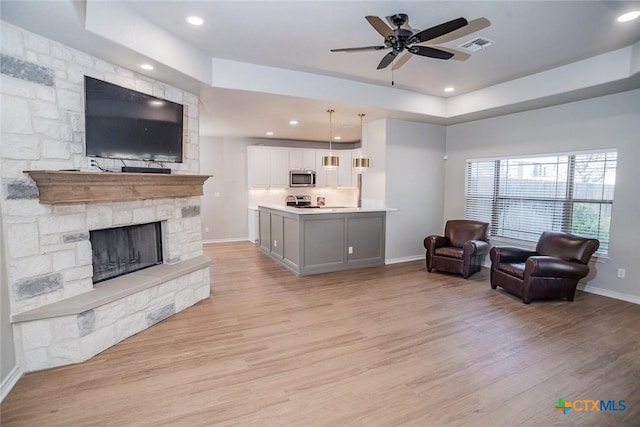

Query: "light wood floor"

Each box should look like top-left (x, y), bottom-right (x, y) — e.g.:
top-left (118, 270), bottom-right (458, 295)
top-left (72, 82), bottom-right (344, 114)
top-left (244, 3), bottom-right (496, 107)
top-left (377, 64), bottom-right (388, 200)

top-left (2, 242), bottom-right (639, 426)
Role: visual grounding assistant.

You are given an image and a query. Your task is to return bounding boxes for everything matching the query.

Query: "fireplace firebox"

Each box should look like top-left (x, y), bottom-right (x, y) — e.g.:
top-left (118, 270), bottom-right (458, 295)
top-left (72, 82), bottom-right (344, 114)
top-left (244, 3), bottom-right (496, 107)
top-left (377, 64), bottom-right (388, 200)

top-left (90, 222), bottom-right (163, 283)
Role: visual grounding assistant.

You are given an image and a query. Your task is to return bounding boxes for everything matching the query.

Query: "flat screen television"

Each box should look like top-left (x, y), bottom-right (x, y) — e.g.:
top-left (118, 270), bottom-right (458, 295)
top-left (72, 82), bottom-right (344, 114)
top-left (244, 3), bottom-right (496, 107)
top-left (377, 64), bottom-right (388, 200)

top-left (84, 76), bottom-right (184, 163)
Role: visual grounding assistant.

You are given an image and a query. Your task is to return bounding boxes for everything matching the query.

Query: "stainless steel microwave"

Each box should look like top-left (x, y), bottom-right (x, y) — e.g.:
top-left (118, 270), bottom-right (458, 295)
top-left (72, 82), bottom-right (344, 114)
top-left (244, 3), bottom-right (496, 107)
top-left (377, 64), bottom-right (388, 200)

top-left (290, 170), bottom-right (316, 187)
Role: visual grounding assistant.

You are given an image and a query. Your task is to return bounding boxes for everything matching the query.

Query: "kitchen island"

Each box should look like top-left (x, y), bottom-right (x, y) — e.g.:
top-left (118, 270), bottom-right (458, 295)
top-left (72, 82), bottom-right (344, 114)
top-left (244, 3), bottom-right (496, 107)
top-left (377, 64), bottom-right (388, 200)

top-left (258, 205), bottom-right (387, 275)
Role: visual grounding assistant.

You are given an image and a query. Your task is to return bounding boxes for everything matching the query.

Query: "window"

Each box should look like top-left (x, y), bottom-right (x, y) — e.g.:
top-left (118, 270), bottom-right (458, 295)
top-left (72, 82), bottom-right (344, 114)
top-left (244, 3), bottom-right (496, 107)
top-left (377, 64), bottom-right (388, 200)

top-left (465, 151), bottom-right (616, 254)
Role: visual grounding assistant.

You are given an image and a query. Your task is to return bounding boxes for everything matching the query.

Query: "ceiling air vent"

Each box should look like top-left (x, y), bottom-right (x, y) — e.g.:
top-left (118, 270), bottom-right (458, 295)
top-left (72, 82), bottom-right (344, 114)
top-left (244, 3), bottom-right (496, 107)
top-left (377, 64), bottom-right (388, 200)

top-left (458, 37), bottom-right (495, 52)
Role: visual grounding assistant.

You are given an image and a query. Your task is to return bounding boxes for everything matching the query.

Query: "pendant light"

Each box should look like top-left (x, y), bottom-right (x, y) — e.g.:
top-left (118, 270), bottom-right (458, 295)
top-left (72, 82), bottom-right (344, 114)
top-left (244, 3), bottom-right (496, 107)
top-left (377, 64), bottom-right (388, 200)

top-left (322, 109), bottom-right (339, 169)
top-left (352, 113), bottom-right (370, 172)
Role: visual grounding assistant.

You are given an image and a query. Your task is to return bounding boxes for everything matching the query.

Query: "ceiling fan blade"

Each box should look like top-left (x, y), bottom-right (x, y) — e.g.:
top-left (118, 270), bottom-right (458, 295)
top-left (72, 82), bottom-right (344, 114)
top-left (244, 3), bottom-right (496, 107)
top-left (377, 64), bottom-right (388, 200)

top-left (331, 46), bottom-right (388, 53)
top-left (377, 51), bottom-right (398, 69)
top-left (425, 17), bottom-right (491, 45)
top-left (391, 53), bottom-right (413, 70)
top-left (408, 46), bottom-right (454, 60)
top-left (408, 17), bottom-right (468, 44)
top-left (365, 15), bottom-right (395, 38)
top-left (431, 47), bottom-right (471, 61)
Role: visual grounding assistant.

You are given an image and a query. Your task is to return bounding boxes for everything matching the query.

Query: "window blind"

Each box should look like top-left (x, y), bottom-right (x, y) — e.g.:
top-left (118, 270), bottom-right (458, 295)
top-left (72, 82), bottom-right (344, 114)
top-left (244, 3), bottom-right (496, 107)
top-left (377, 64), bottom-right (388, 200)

top-left (465, 151), bottom-right (616, 254)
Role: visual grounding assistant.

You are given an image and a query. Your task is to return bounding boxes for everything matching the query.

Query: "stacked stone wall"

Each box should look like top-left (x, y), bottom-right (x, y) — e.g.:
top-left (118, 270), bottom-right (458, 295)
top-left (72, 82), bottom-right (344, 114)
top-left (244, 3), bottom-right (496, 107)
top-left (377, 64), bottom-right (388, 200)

top-left (1, 23), bottom-right (210, 372)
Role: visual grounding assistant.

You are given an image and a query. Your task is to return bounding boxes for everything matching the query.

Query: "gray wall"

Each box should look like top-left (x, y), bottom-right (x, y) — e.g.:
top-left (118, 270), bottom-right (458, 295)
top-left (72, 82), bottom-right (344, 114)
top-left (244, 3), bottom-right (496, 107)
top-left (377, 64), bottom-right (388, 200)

top-left (200, 136), bottom-right (252, 241)
top-left (385, 119), bottom-right (446, 262)
top-left (444, 89), bottom-right (640, 300)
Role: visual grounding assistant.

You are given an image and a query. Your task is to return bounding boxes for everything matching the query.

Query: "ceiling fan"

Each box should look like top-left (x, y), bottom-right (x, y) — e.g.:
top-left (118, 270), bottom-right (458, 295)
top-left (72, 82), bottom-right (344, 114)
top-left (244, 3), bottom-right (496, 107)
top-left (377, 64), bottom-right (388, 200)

top-left (331, 13), bottom-right (490, 70)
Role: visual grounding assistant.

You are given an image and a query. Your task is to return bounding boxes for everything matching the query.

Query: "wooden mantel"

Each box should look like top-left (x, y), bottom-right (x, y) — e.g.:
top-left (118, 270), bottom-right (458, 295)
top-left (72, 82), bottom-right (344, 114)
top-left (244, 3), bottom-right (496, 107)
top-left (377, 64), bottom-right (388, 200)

top-left (25, 170), bottom-right (212, 204)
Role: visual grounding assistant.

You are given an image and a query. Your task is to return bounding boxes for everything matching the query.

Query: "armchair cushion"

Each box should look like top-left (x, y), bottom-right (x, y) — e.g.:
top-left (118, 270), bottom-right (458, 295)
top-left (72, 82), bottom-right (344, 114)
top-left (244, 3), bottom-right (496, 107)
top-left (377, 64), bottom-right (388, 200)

top-left (498, 262), bottom-right (526, 279)
top-left (434, 247), bottom-right (463, 259)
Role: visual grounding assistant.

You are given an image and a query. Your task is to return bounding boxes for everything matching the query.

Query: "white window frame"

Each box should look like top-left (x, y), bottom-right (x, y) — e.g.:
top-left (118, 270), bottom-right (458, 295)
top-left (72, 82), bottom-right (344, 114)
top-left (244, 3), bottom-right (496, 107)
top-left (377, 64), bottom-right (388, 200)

top-left (464, 149), bottom-right (616, 257)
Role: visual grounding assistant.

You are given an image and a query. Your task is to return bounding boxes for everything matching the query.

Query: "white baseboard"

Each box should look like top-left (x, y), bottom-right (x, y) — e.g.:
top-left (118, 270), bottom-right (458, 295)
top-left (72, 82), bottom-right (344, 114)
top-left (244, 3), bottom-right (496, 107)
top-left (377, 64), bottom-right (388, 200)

top-left (202, 237), bottom-right (252, 244)
top-left (577, 284), bottom-right (640, 305)
top-left (1, 365), bottom-right (23, 402)
top-left (385, 255), bottom-right (424, 265)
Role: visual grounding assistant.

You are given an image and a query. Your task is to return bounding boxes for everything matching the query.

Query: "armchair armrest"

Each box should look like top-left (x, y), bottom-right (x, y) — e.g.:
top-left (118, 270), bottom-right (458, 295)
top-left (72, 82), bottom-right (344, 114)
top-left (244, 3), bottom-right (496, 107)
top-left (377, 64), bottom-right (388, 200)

top-left (525, 256), bottom-right (590, 279)
top-left (490, 246), bottom-right (537, 265)
top-left (463, 239), bottom-right (490, 257)
top-left (424, 235), bottom-right (448, 251)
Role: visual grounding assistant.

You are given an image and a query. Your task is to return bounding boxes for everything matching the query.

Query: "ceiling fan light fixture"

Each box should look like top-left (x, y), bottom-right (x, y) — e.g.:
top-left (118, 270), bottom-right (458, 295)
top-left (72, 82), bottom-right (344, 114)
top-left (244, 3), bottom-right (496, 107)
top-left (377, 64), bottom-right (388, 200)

top-left (323, 109), bottom-right (339, 170)
top-left (617, 11), bottom-right (640, 22)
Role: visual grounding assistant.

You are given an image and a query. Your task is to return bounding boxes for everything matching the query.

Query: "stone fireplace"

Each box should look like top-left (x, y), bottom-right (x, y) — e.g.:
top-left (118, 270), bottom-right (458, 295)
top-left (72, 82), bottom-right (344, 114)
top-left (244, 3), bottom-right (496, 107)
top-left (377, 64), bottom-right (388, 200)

top-left (1, 23), bottom-right (211, 373)
top-left (8, 180), bottom-right (211, 372)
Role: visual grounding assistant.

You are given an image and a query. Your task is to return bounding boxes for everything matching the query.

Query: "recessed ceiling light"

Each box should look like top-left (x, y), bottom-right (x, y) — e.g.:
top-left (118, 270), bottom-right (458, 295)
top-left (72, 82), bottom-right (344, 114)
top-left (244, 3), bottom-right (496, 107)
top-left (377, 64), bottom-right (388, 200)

top-left (334, 136), bottom-right (342, 140)
top-left (444, 87), bottom-right (455, 92)
top-left (266, 131), bottom-right (274, 136)
top-left (186, 16), bottom-right (204, 26)
top-left (289, 120), bottom-right (298, 125)
top-left (617, 11), bottom-right (640, 22)
top-left (140, 64), bottom-right (154, 70)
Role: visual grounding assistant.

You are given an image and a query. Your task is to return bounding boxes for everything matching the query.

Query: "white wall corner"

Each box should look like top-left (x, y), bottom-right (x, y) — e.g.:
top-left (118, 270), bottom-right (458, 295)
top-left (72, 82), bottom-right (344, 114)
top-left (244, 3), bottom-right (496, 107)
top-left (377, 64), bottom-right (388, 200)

top-left (0, 366), bottom-right (23, 403)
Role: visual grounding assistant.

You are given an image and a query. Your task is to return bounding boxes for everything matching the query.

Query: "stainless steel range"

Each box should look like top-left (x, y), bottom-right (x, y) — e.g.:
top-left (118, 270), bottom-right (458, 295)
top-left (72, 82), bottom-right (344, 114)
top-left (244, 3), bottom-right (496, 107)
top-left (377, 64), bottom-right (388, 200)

top-left (286, 195), bottom-right (347, 209)
top-left (286, 195), bottom-right (312, 207)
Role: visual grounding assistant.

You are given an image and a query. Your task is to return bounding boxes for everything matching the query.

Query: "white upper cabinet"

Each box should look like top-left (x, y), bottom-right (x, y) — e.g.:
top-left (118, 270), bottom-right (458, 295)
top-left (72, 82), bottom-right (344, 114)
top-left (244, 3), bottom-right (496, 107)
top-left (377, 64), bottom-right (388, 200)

top-left (289, 149), bottom-right (316, 170)
top-left (249, 146), bottom-right (356, 189)
top-left (247, 146), bottom-right (270, 188)
top-left (270, 148), bottom-right (289, 188)
top-left (337, 151), bottom-right (354, 188)
top-left (247, 146), bottom-right (289, 188)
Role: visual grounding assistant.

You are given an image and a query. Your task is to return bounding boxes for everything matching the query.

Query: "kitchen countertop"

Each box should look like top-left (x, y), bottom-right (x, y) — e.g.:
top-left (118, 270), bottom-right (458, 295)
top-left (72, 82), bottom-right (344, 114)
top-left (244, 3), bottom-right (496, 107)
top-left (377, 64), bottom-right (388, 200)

top-left (257, 204), bottom-right (396, 214)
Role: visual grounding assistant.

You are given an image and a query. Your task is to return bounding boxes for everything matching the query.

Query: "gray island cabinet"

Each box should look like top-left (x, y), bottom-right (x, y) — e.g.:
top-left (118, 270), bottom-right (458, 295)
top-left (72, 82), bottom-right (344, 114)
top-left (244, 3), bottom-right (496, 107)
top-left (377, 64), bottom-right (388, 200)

top-left (258, 205), bottom-right (386, 275)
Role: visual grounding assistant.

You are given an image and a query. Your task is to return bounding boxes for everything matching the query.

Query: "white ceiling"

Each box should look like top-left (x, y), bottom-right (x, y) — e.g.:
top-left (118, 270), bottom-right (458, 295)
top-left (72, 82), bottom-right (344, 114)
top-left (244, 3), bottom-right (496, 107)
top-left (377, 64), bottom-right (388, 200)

top-left (2, 1), bottom-right (640, 143)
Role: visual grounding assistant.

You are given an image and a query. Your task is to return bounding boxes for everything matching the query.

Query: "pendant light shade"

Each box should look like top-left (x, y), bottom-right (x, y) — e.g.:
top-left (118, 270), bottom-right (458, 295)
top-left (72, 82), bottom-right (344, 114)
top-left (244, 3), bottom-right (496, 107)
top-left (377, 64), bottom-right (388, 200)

top-left (322, 155), bottom-right (340, 168)
top-left (352, 113), bottom-right (370, 172)
top-left (353, 157), bottom-right (370, 171)
top-left (322, 109), bottom-right (339, 170)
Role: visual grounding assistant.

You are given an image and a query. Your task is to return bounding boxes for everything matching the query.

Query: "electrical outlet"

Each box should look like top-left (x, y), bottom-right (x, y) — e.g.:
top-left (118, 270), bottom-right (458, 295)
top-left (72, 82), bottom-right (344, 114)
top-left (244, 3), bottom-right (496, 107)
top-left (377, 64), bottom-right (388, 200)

top-left (205, 227), bottom-right (209, 233)
top-left (617, 268), bottom-right (626, 279)
top-left (274, 240), bottom-right (277, 248)
top-left (348, 246), bottom-right (353, 254)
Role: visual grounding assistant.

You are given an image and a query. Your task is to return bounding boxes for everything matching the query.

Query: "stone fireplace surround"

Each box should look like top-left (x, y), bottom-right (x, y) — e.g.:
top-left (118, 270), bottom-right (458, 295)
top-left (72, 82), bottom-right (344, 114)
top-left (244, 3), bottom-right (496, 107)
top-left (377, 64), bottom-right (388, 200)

top-left (1, 23), bottom-right (212, 373)
top-left (9, 188), bottom-right (211, 373)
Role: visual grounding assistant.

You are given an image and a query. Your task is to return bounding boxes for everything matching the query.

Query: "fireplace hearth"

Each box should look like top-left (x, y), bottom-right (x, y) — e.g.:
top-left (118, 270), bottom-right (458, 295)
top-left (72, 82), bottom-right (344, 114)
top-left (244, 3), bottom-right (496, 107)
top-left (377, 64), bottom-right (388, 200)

top-left (90, 222), bottom-right (163, 283)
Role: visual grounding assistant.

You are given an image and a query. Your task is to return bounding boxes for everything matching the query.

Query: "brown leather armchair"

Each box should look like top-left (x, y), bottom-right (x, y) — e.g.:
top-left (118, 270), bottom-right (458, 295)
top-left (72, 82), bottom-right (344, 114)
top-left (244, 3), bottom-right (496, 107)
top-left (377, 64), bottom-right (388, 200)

top-left (424, 220), bottom-right (490, 279)
top-left (490, 231), bottom-right (599, 304)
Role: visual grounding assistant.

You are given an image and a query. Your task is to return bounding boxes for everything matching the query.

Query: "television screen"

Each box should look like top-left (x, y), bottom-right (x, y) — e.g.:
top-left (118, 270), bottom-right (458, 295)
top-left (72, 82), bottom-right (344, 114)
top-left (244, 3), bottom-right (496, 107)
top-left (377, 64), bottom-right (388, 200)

top-left (84, 76), bottom-right (184, 163)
